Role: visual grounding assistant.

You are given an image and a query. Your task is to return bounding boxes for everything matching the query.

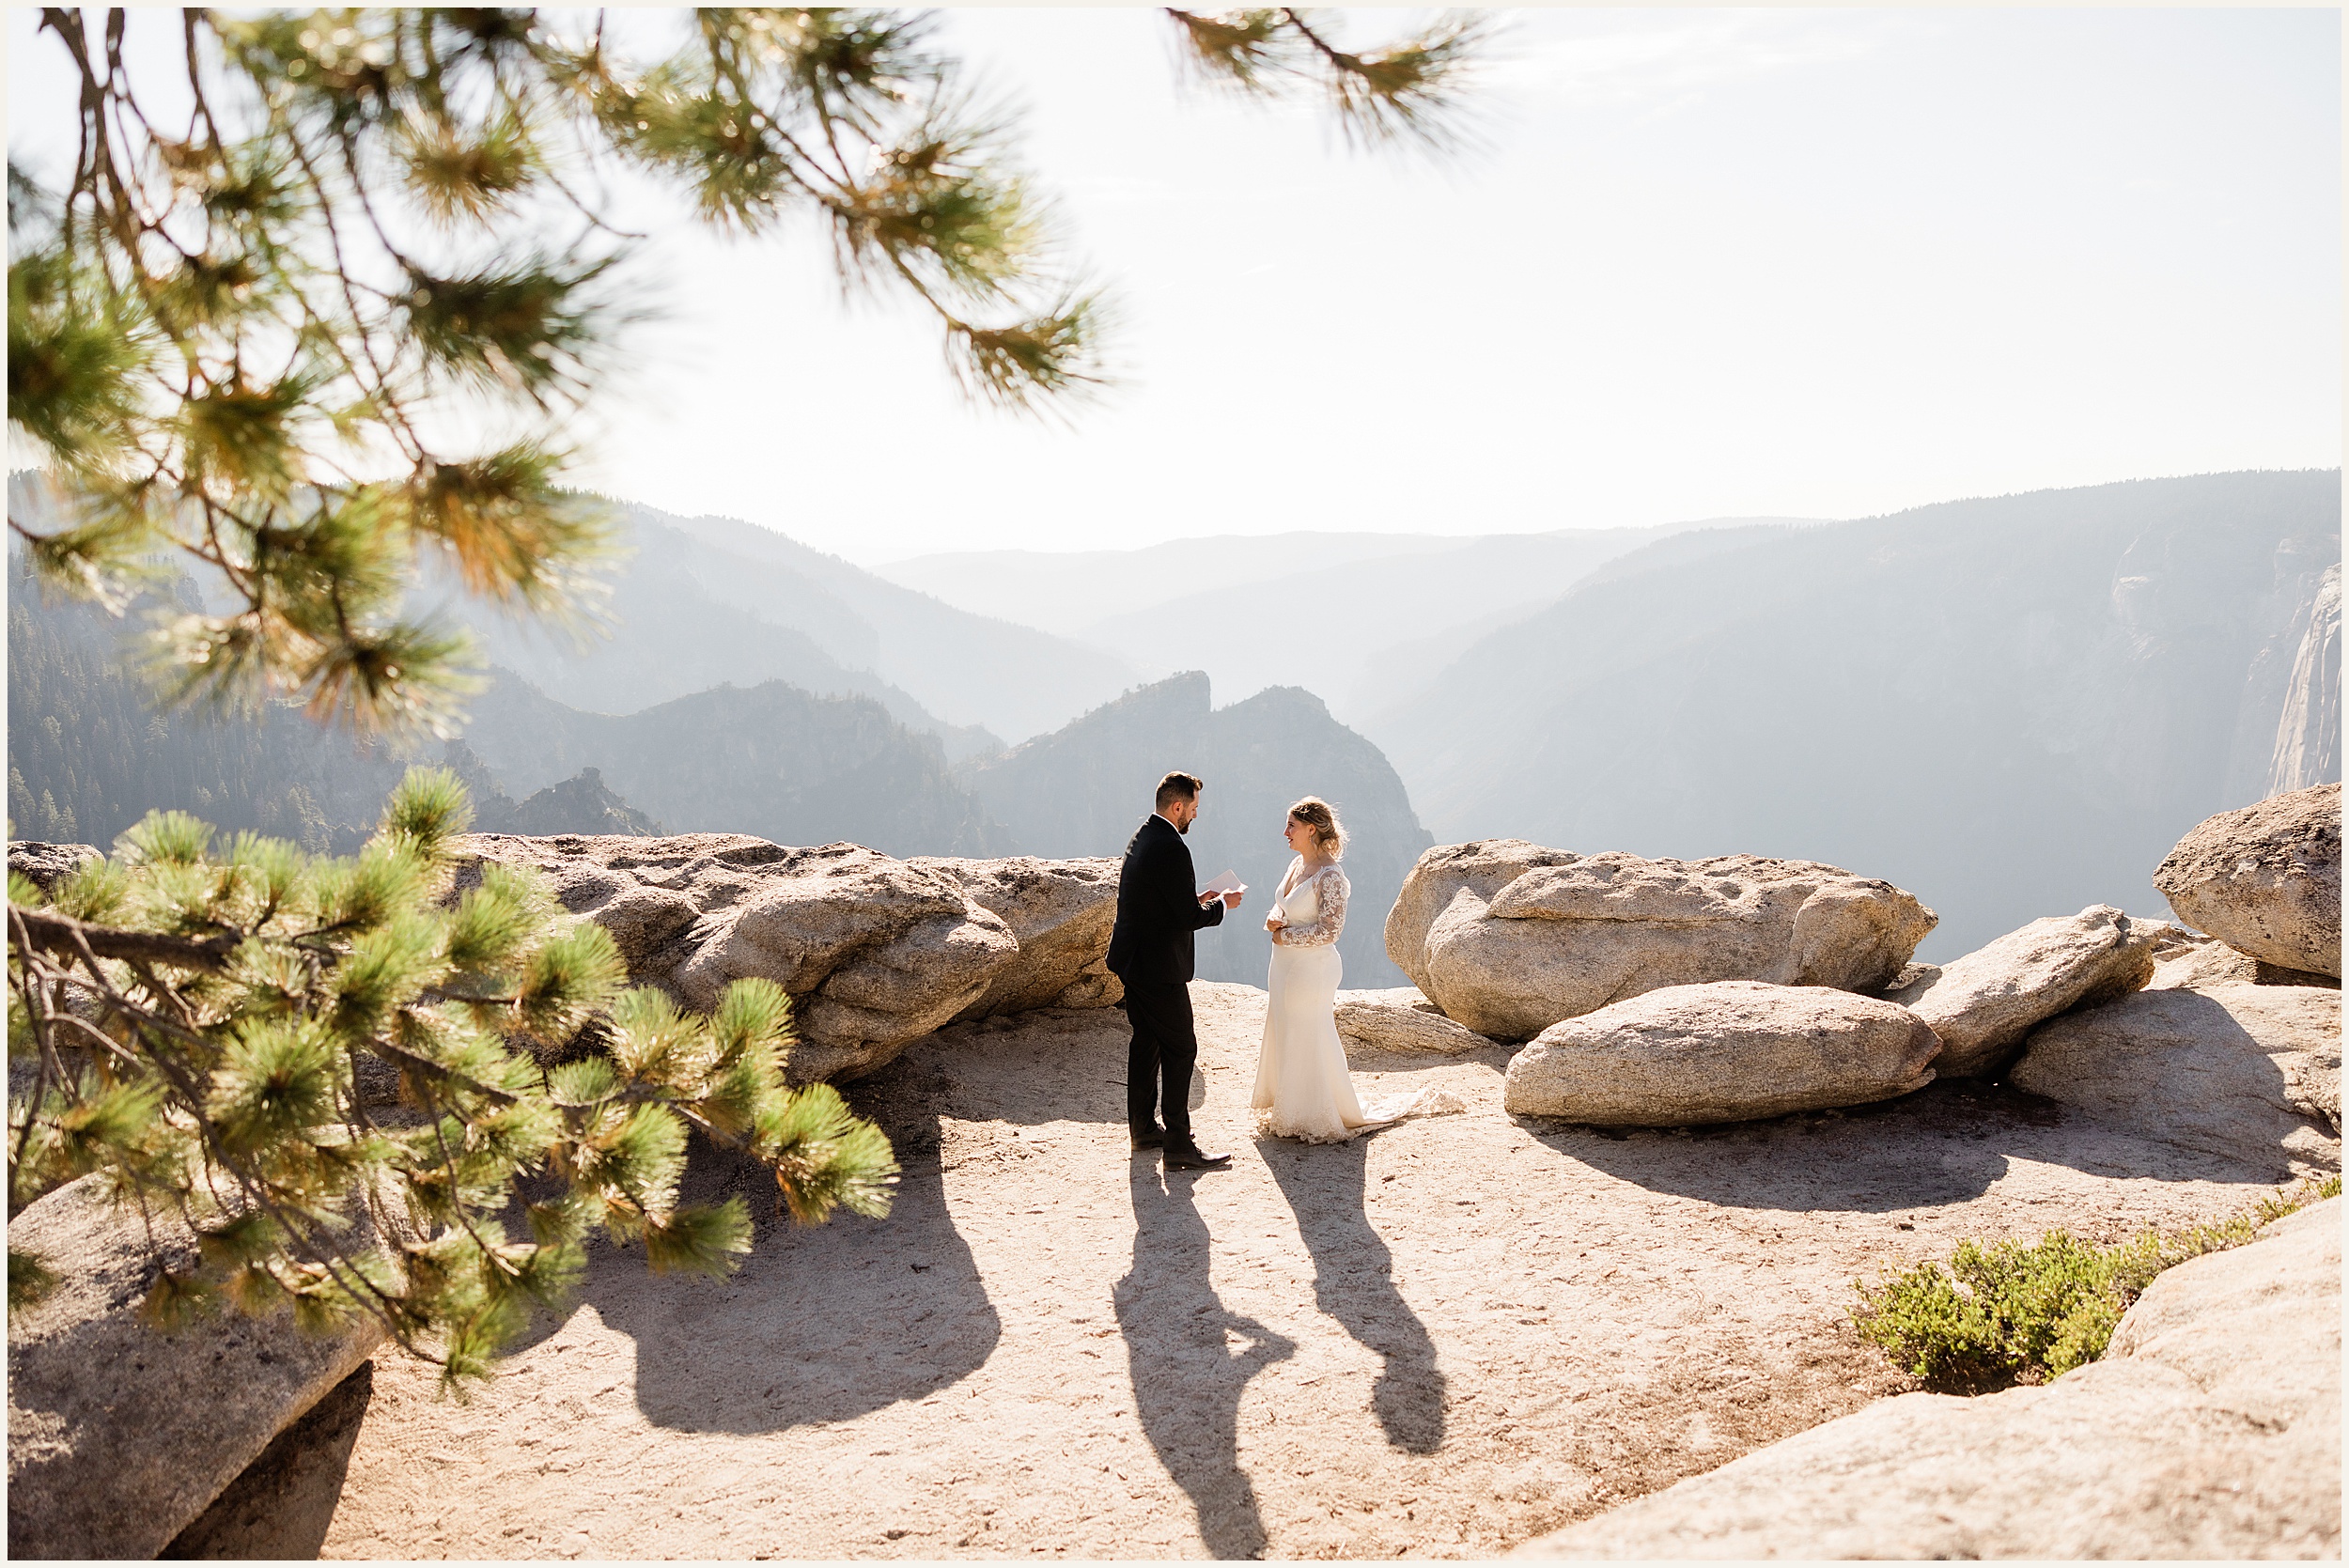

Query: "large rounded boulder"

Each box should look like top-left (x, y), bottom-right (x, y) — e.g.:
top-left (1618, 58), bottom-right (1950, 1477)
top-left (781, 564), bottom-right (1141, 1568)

top-left (8, 1176), bottom-right (397, 1560)
top-left (455, 834), bottom-right (1118, 1082)
top-left (1501, 980), bottom-right (1942, 1126)
top-left (2154, 784), bottom-right (2341, 978)
top-left (1386, 841), bottom-right (1937, 1039)
top-left (910, 856), bottom-right (1124, 1018)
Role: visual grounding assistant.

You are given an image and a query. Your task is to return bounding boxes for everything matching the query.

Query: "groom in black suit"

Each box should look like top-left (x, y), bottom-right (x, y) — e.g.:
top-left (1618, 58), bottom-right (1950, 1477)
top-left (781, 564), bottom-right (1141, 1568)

top-left (1108, 770), bottom-right (1243, 1172)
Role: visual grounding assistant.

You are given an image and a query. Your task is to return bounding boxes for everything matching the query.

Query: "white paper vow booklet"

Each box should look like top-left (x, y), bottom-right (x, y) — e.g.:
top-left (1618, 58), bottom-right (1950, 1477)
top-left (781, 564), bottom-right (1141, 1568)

top-left (1200, 870), bottom-right (1247, 896)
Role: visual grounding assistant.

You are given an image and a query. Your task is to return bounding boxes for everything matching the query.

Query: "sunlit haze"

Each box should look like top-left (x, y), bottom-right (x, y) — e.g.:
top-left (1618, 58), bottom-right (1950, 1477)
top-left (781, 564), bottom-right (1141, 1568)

top-left (8, 8), bottom-right (2339, 564)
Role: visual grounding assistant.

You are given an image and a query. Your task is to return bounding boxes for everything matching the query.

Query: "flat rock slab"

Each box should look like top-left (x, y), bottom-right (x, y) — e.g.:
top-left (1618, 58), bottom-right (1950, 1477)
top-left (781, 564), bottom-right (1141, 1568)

top-left (1386, 841), bottom-right (1936, 1039)
top-left (213, 985), bottom-right (2295, 1560)
top-left (2134, 920), bottom-right (2337, 991)
top-left (1335, 986), bottom-right (1494, 1056)
top-left (1895, 905), bottom-right (2156, 1078)
top-left (1504, 981), bottom-right (1941, 1126)
top-left (2011, 982), bottom-right (2341, 1178)
top-left (2155, 783), bottom-right (2342, 978)
top-left (1517, 1200), bottom-right (2341, 1560)
top-left (7, 1176), bottom-right (387, 1560)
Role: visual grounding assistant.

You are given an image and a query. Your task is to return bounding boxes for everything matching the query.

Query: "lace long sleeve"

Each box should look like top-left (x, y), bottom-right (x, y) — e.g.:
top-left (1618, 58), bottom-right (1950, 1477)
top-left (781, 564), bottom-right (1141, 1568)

top-left (1275, 866), bottom-right (1347, 947)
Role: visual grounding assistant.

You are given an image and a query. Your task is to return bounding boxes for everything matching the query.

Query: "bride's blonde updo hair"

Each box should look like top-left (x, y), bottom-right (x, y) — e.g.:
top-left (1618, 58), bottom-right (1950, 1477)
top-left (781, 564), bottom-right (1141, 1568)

top-left (1287, 796), bottom-right (1346, 858)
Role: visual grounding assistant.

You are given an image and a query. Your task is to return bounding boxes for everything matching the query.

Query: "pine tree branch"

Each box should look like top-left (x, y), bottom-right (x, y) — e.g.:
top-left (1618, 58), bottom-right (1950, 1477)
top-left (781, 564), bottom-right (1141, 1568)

top-left (8, 903), bottom-right (241, 971)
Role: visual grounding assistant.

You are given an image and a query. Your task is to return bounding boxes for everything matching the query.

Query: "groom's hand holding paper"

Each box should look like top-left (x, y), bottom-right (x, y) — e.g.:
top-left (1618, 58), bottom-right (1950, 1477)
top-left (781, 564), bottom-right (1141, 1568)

top-left (1199, 869), bottom-right (1246, 908)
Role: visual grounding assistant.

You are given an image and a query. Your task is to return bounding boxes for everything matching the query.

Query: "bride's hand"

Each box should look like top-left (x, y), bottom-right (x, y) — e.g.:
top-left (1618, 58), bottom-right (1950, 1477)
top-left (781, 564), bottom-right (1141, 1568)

top-left (1264, 916), bottom-right (1285, 936)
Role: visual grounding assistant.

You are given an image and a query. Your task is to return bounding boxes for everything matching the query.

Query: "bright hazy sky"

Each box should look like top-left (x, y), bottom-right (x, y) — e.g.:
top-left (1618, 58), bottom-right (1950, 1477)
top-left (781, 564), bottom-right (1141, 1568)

top-left (9, 8), bottom-right (2341, 565)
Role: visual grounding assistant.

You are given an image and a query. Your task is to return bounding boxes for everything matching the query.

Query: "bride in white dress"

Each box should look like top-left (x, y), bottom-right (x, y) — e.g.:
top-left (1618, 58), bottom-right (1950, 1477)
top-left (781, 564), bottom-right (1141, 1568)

top-left (1251, 797), bottom-right (1464, 1143)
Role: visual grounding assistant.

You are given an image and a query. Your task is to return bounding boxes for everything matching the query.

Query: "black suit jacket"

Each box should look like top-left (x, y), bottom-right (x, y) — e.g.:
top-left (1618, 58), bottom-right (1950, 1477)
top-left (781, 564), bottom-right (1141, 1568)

top-left (1105, 814), bottom-right (1225, 986)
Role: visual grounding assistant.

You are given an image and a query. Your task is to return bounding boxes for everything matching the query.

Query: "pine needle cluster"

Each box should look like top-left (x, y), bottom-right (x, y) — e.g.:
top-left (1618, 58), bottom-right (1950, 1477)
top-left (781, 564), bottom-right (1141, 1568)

top-left (1163, 8), bottom-right (1492, 152)
top-left (7, 767), bottom-right (898, 1388)
top-left (8, 8), bottom-right (1486, 736)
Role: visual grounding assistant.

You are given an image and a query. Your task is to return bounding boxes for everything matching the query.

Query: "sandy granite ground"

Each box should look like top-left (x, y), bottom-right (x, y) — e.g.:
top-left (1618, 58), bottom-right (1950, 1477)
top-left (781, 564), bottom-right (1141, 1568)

top-left (170, 982), bottom-right (2295, 1560)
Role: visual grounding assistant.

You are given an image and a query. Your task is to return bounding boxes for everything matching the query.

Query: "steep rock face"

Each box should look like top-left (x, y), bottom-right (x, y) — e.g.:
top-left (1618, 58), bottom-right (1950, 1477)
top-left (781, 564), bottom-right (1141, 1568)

top-left (1516, 1200), bottom-right (2342, 1560)
top-left (909, 856), bottom-right (1124, 1018)
top-left (7, 1176), bottom-right (395, 1560)
top-left (1501, 981), bottom-right (1940, 1126)
top-left (958, 673), bottom-right (1433, 987)
top-left (2154, 783), bottom-right (2341, 977)
top-left (453, 833), bottom-right (1119, 1081)
top-left (1386, 841), bottom-right (1936, 1039)
top-left (1886, 906), bottom-right (2156, 1078)
top-left (2010, 982), bottom-right (2341, 1178)
top-left (2268, 562), bottom-right (2341, 796)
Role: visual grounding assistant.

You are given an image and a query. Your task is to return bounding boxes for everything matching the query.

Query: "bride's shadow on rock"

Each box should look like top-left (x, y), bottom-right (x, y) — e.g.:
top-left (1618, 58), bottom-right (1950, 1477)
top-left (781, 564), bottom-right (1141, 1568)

top-left (1262, 1134), bottom-right (1446, 1453)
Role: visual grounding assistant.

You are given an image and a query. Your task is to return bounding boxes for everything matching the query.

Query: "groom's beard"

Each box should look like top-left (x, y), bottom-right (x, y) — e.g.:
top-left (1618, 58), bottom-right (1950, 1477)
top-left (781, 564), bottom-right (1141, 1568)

top-left (1177, 819), bottom-right (1190, 834)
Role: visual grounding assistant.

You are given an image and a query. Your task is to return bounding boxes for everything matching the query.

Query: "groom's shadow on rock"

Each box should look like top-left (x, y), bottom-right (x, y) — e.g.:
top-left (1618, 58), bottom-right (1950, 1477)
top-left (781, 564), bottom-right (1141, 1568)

top-left (1119, 1163), bottom-right (1296, 1561)
top-left (510, 1047), bottom-right (1005, 1435)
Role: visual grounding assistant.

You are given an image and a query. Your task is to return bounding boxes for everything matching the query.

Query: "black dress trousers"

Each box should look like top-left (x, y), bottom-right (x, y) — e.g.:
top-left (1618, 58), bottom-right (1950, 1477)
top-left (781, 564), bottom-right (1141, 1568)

top-left (1123, 980), bottom-right (1199, 1142)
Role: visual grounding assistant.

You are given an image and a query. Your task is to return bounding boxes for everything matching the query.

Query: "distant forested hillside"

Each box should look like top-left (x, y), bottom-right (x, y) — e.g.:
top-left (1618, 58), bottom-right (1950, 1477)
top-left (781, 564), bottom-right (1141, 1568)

top-left (1372, 470), bottom-right (2344, 959)
top-left (960, 672), bottom-right (1433, 986)
top-left (8, 565), bottom-right (424, 849)
top-left (7, 568), bottom-right (665, 850)
top-left (456, 670), bottom-right (1014, 858)
top-left (6, 562), bottom-right (1010, 859)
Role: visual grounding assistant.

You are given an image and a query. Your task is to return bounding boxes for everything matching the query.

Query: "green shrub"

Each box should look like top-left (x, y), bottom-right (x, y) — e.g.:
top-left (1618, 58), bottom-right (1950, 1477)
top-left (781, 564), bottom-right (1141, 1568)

top-left (1853, 1175), bottom-right (2340, 1393)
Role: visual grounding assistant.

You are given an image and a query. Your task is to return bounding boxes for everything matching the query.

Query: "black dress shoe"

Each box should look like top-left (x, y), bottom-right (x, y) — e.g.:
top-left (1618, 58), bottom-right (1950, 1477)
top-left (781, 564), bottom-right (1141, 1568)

top-left (1163, 1144), bottom-right (1232, 1172)
top-left (1130, 1126), bottom-right (1165, 1151)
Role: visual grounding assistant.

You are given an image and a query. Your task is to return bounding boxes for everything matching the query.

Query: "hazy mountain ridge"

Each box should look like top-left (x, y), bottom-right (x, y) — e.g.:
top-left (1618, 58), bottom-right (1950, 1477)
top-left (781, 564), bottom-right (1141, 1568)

top-left (15, 472), bottom-right (2339, 986)
top-left (958, 672), bottom-right (1433, 987)
top-left (881, 520), bottom-right (1823, 723)
top-left (876, 531), bottom-right (1483, 635)
top-left (1344, 525), bottom-right (1817, 720)
top-left (638, 508), bottom-right (1138, 743)
top-left (1372, 470), bottom-right (2343, 959)
top-left (443, 505), bottom-right (1005, 757)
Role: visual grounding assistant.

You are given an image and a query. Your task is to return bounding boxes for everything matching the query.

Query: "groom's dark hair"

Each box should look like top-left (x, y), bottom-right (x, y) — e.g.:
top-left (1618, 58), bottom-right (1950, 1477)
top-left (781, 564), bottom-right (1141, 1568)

top-left (1155, 771), bottom-right (1204, 810)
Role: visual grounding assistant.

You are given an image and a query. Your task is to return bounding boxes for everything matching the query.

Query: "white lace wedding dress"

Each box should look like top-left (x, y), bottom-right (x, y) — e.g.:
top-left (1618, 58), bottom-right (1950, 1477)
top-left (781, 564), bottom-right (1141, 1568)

top-left (1250, 857), bottom-right (1465, 1143)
